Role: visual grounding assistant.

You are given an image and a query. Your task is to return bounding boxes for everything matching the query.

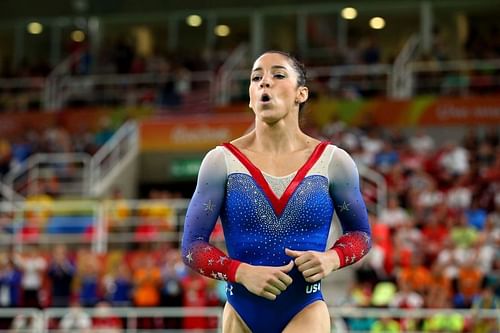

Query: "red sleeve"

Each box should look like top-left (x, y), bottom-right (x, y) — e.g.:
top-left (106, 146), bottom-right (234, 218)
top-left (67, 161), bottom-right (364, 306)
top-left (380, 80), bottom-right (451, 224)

top-left (185, 241), bottom-right (241, 282)
top-left (331, 231), bottom-right (371, 268)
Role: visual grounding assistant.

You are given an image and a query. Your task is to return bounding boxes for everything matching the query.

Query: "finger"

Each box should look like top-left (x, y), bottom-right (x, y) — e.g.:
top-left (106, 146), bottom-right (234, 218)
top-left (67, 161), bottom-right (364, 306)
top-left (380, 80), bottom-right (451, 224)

top-left (302, 266), bottom-right (322, 278)
top-left (285, 248), bottom-right (304, 258)
top-left (279, 260), bottom-right (294, 273)
top-left (277, 272), bottom-right (293, 286)
top-left (296, 259), bottom-right (317, 273)
top-left (264, 284), bottom-right (282, 296)
top-left (293, 253), bottom-right (311, 267)
top-left (270, 278), bottom-right (288, 291)
top-left (262, 291), bottom-right (277, 301)
top-left (305, 273), bottom-right (323, 283)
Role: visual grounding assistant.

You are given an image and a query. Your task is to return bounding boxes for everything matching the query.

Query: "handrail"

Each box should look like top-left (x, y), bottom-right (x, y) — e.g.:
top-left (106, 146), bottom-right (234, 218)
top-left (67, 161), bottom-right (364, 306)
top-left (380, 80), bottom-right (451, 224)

top-left (3, 153), bottom-right (91, 198)
top-left (3, 57), bottom-right (500, 113)
top-left (0, 306), bottom-right (496, 333)
top-left (216, 43), bottom-right (249, 105)
top-left (391, 34), bottom-right (420, 99)
top-left (358, 164), bottom-right (387, 216)
top-left (89, 120), bottom-right (139, 197)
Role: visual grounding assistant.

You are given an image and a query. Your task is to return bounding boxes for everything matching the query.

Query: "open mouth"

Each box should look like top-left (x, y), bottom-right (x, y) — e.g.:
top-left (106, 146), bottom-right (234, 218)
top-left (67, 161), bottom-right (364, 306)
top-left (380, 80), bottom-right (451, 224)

top-left (261, 93), bottom-right (271, 102)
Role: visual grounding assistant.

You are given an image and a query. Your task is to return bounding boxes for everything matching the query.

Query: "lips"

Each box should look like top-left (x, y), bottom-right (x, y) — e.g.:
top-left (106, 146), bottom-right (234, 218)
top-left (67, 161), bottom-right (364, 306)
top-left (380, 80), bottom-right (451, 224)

top-left (260, 93), bottom-right (271, 102)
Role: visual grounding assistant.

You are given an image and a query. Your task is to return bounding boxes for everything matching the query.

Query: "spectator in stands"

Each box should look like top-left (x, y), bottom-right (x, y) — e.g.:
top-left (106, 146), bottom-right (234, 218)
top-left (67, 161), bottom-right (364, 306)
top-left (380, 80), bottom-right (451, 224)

top-left (378, 195), bottom-right (411, 229)
top-left (422, 293), bottom-right (464, 332)
top-left (451, 212), bottom-right (479, 248)
top-left (0, 137), bottom-right (11, 177)
top-left (160, 249), bottom-right (185, 329)
top-left (13, 247), bottom-right (47, 308)
top-left (454, 258), bottom-right (484, 308)
top-left (58, 301), bottom-right (91, 333)
top-left (470, 284), bottom-right (499, 333)
top-left (374, 142), bottom-right (400, 173)
top-left (0, 252), bottom-right (22, 329)
top-left (181, 268), bottom-right (210, 330)
top-left (47, 245), bottom-right (75, 307)
top-left (92, 301), bottom-right (123, 333)
top-left (370, 315), bottom-right (400, 333)
top-left (426, 262), bottom-right (453, 308)
top-left (102, 262), bottom-right (133, 307)
top-left (439, 141), bottom-right (470, 177)
top-left (397, 254), bottom-right (432, 296)
top-left (8, 313), bottom-right (42, 333)
top-left (132, 253), bottom-right (162, 329)
top-left (421, 214), bottom-right (449, 263)
top-left (409, 129), bottom-right (435, 156)
top-left (76, 251), bottom-right (101, 307)
top-left (389, 280), bottom-right (424, 331)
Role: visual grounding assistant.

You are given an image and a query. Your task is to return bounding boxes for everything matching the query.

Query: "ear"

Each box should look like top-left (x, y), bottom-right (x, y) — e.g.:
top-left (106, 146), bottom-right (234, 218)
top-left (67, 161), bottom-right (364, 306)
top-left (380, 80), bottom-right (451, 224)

top-left (296, 86), bottom-right (309, 104)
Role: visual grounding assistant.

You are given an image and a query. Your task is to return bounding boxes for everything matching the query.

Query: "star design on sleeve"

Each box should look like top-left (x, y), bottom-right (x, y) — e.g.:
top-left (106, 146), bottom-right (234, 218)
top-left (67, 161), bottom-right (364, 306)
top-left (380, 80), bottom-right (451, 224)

top-left (217, 256), bottom-right (228, 265)
top-left (338, 201), bottom-right (351, 212)
top-left (208, 259), bottom-right (214, 266)
top-left (203, 200), bottom-right (215, 213)
top-left (211, 271), bottom-right (218, 279)
top-left (185, 251), bottom-right (193, 263)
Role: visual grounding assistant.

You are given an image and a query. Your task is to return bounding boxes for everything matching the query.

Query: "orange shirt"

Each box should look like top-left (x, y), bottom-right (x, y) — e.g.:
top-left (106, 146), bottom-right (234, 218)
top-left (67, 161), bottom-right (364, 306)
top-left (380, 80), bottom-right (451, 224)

top-left (399, 266), bottom-right (432, 293)
top-left (458, 267), bottom-right (483, 298)
top-left (133, 267), bottom-right (162, 306)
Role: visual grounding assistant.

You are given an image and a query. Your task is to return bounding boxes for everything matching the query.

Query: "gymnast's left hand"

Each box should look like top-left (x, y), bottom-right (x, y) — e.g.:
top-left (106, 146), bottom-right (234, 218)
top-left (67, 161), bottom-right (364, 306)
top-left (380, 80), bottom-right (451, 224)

top-left (285, 248), bottom-right (340, 283)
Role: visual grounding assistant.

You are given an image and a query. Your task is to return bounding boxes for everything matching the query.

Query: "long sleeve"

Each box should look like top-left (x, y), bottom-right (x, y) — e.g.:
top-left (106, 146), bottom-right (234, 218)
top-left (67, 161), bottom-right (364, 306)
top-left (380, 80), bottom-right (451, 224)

top-left (328, 147), bottom-right (372, 268)
top-left (181, 147), bottom-right (241, 282)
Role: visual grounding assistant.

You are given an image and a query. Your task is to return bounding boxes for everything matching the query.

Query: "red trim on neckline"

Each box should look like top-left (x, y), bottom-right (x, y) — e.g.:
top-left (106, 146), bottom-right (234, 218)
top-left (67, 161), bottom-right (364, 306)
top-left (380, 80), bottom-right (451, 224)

top-left (222, 141), bottom-right (329, 216)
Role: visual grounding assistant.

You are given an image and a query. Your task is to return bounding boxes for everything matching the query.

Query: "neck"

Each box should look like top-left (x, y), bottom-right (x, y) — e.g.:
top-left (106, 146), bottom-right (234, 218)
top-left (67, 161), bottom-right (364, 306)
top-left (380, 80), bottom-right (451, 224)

top-left (253, 117), bottom-right (305, 153)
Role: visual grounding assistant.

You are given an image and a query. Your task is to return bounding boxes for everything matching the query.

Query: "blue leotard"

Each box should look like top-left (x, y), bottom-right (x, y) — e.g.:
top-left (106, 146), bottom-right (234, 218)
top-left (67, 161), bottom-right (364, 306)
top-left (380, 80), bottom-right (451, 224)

top-left (182, 142), bottom-right (371, 332)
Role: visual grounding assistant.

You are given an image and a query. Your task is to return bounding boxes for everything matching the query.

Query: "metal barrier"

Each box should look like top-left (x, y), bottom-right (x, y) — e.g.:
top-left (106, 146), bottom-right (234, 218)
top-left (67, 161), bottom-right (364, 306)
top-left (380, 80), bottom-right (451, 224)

top-left (3, 153), bottom-right (91, 198)
top-left (89, 120), bottom-right (139, 198)
top-left (0, 306), bottom-right (497, 333)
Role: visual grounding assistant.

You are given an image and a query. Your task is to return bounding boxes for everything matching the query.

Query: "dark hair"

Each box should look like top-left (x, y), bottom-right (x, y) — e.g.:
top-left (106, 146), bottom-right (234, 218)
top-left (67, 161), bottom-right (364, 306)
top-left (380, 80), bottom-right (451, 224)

top-left (261, 50), bottom-right (307, 87)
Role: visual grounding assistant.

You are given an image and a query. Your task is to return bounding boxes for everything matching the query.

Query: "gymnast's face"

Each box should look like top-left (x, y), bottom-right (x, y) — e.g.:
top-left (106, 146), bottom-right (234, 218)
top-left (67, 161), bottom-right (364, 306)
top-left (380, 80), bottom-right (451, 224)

top-left (249, 52), bottom-right (307, 123)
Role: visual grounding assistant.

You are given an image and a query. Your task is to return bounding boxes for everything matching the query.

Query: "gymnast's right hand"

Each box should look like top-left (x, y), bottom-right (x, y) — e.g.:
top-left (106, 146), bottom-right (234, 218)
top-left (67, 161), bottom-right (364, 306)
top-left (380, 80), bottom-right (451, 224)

top-left (234, 261), bottom-right (294, 300)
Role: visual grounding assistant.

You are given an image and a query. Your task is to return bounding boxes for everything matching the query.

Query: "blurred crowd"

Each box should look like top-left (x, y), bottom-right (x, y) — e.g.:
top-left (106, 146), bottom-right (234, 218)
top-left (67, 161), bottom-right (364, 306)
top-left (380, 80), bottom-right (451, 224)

top-left (0, 244), bottom-right (224, 332)
top-left (0, 117), bottom-right (498, 332)
top-left (314, 120), bottom-right (499, 332)
top-left (0, 116), bottom-right (115, 193)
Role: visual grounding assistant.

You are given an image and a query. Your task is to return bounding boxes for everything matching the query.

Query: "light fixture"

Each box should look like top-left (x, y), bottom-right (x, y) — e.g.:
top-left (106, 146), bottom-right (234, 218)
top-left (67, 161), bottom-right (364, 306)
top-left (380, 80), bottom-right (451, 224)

top-left (369, 17), bottom-right (386, 29)
top-left (341, 7), bottom-right (358, 20)
top-left (27, 22), bottom-right (43, 34)
top-left (71, 30), bottom-right (86, 42)
top-left (186, 15), bottom-right (202, 27)
top-left (214, 24), bottom-right (230, 37)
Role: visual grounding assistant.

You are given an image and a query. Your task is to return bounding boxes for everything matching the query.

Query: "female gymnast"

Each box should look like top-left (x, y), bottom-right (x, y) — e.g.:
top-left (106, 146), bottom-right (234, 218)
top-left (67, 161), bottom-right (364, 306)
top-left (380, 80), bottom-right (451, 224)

top-left (182, 50), bottom-right (371, 333)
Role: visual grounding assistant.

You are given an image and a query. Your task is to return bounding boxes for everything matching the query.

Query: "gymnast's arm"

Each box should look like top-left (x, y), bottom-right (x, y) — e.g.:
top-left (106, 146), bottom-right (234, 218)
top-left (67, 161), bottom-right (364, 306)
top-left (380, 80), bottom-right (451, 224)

top-left (181, 148), bottom-right (293, 300)
top-left (328, 147), bottom-right (371, 268)
top-left (181, 148), bottom-right (241, 282)
top-left (286, 146), bottom-right (371, 282)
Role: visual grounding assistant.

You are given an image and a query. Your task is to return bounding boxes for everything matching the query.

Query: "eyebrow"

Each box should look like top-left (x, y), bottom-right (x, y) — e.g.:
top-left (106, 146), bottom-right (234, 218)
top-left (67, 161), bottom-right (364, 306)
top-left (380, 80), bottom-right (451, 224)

top-left (252, 65), bottom-right (288, 72)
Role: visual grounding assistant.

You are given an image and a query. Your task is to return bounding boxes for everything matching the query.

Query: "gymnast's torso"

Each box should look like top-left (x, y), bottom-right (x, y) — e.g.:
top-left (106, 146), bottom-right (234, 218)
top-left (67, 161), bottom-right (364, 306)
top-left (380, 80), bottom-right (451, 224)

top-left (219, 141), bottom-right (335, 332)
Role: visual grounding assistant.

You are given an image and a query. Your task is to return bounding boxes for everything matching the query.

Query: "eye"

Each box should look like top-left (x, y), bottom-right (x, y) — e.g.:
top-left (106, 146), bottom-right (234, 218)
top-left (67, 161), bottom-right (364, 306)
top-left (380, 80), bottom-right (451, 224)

top-left (274, 73), bottom-right (286, 79)
top-left (251, 75), bottom-right (261, 82)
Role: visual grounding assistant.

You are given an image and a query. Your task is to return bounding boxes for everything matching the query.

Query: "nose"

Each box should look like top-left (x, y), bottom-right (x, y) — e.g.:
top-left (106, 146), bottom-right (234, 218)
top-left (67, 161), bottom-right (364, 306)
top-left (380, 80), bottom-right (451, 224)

top-left (259, 75), bottom-right (271, 88)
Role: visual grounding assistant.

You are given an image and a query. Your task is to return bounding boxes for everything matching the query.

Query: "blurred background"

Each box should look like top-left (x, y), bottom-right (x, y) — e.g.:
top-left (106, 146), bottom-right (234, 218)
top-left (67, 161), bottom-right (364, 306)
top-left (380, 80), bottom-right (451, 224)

top-left (0, 0), bottom-right (498, 332)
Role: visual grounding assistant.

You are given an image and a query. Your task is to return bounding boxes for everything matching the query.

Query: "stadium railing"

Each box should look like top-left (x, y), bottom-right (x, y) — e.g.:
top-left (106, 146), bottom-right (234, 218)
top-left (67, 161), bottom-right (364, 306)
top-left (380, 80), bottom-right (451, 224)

top-left (3, 153), bottom-right (91, 198)
top-left (89, 120), bottom-right (139, 198)
top-left (0, 306), bottom-right (496, 332)
top-left (3, 57), bottom-right (500, 112)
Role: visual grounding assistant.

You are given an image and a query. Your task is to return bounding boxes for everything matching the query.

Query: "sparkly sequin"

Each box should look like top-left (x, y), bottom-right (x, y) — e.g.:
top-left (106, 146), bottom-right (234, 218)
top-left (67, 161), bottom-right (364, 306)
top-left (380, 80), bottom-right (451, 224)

top-left (221, 174), bottom-right (334, 266)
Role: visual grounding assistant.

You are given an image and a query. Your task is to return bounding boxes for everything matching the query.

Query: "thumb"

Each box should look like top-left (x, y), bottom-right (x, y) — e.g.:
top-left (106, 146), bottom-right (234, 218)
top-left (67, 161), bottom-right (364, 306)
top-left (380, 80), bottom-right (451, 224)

top-left (279, 260), bottom-right (294, 273)
top-left (285, 248), bottom-right (304, 258)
